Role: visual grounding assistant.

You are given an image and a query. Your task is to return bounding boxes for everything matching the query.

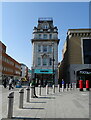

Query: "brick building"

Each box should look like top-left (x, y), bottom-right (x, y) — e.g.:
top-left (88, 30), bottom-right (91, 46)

top-left (0, 41), bottom-right (21, 84)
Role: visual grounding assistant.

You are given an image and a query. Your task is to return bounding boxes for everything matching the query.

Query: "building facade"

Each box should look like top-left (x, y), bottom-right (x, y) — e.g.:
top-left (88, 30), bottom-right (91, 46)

top-left (59, 29), bottom-right (91, 86)
top-left (21, 63), bottom-right (28, 80)
top-left (31, 18), bottom-right (60, 85)
top-left (0, 41), bottom-right (21, 84)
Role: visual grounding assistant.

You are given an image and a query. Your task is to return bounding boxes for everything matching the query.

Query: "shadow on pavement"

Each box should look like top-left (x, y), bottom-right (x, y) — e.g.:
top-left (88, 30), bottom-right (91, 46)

top-left (1, 118), bottom-right (90, 120)
top-left (30, 102), bottom-right (46, 103)
top-left (23, 107), bottom-right (44, 110)
top-left (38, 97), bottom-right (55, 99)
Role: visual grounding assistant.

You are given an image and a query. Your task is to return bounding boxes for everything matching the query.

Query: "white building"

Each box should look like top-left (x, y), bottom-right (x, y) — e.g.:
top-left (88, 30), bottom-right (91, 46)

top-left (31, 18), bottom-right (60, 85)
top-left (21, 64), bottom-right (28, 78)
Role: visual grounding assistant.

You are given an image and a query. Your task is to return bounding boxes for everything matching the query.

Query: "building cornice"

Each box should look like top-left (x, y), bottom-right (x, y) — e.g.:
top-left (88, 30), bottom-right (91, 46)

top-left (67, 29), bottom-right (91, 35)
top-left (67, 29), bottom-right (91, 39)
top-left (31, 39), bottom-right (60, 44)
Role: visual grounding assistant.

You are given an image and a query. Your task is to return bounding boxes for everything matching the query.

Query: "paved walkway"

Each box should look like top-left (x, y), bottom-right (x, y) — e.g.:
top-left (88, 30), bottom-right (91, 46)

top-left (0, 85), bottom-right (89, 119)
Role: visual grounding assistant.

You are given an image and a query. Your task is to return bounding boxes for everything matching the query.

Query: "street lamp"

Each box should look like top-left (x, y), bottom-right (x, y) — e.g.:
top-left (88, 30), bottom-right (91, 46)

top-left (52, 42), bottom-right (55, 85)
top-left (31, 67), bottom-right (38, 98)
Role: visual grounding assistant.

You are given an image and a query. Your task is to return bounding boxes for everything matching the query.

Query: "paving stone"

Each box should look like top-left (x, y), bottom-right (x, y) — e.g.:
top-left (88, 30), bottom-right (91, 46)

top-left (0, 85), bottom-right (89, 119)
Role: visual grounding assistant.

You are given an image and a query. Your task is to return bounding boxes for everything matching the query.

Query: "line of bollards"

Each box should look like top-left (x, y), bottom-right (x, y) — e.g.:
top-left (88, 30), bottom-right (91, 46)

top-left (7, 83), bottom-right (78, 118)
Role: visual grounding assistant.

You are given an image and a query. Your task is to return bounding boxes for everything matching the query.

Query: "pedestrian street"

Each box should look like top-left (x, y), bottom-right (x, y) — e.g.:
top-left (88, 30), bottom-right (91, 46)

top-left (0, 85), bottom-right (89, 119)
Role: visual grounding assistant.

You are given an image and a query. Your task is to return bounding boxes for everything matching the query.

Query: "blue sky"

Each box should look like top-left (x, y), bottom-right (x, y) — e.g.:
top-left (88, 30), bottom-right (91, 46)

top-left (2, 2), bottom-right (89, 69)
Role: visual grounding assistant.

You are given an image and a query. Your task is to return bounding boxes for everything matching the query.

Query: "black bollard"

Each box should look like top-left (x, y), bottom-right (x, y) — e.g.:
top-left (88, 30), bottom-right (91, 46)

top-left (7, 92), bottom-right (14, 118)
top-left (19, 88), bottom-right (24, 108)
top-left (26, 86), bottom-right (30, 102)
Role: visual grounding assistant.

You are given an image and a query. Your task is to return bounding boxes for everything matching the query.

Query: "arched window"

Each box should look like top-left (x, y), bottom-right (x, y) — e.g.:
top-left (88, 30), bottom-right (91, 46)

top-left (43, 57), bottom-right (47, 66)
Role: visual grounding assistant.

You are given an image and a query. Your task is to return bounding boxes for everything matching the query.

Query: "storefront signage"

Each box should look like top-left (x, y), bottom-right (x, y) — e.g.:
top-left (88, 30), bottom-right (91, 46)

top-left (34, 69), bottom-right (54, 74)
top-left (79, 71), bottom-right (91, 75)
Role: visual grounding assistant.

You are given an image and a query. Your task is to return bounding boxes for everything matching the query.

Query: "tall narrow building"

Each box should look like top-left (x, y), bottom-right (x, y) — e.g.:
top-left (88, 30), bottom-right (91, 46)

top-left (31, 18), bottom-right (60, 85)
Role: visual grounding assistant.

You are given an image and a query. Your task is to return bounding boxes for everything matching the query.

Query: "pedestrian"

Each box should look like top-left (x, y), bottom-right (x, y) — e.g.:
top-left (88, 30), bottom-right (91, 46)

top-left (9, 77), bottom-right (14, 90)
top-left (62, 79), bottom-right (64, 84)
top-left (32, 78), bottom-right (38, 98)
top-left (62, 79), bottom-right (65, 87)
top-left (3, 77), bottom-right (7, 88)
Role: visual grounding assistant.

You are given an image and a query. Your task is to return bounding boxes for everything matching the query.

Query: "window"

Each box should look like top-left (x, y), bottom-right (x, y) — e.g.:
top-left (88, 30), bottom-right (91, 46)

top-left (38, 45), bottom-right (41, 52)
top-left (38, 57), bottom-right (41, 66)
top-left (53, 34), bottom-right (57, 39)
top-left (48, 45), bottom-right (52, 53)
top-left (42, 23), bottom-right (49, 29)
top-left (43, 57), bottom-right (47, 66)
top-left (39, 34), bottom-right (41, 39)
top-left (43, 34), bottom-right (47, 39)
top-left (49, 58), bottom-right (52, 66)
top-left (43, 45), bottom-right (47, 52)
top-left (49, 34), bottom-right (52, 39)
top-left (83, 39), bottom-right (91, 64)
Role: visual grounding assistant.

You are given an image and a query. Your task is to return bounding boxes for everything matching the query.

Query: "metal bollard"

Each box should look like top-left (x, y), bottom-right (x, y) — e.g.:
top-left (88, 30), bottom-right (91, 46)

top-left (72, 83), bottom-right (75, 90)
top-left (46, 84), bottom-right (49, 95)
top-left (30, 86), bottom-right (34, 98)
top-left (72, 83), bottom-right (74, 90)
top-left (26, 86), bottom-right (30, 102)
top-left (69, 84), bottom-right (71, 90)
top-left (58, 84), bottom-right (60, 92)
top-left (38, 85), bottom-right (41, 96)
top-left (62, 84), bottom-right (64, 92)
top-left (7, 92), bottom-right (14, 118)
top-left (66, 84), bottom-right (68, 91)
top-left (53, 84), bottom-right (55, 93)
top-left (74, 83), bottom-right (77, 90)
top-left (19, 88), bottom-right (24, 109)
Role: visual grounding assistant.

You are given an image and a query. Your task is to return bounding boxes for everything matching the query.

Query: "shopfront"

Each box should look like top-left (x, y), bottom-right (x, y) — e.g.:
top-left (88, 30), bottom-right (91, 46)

top-left (76, 69), bottom-right (91, 87)
top-left (34, 69), bottom-right (54, 86)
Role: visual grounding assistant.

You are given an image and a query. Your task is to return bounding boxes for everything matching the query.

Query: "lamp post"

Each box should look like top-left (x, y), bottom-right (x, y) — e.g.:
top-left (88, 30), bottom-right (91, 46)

top-left (31, 67), bottom-right (38, 98)
top-left (52, 42), bottom-right (55, 85)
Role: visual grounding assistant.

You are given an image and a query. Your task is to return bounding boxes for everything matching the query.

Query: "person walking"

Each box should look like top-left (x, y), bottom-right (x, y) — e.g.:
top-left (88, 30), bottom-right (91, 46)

top-left (32, 78), bottom-right (38, 98)
top-left (3, 77), bottom-right (7, 88)
top-left (9, 77), bottom-right (14, 90)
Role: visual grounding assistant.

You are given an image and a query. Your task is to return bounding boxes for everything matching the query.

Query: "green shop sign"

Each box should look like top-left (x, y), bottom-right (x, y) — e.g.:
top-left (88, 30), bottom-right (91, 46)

top-left (34, 69), bottom-right (53, 74)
